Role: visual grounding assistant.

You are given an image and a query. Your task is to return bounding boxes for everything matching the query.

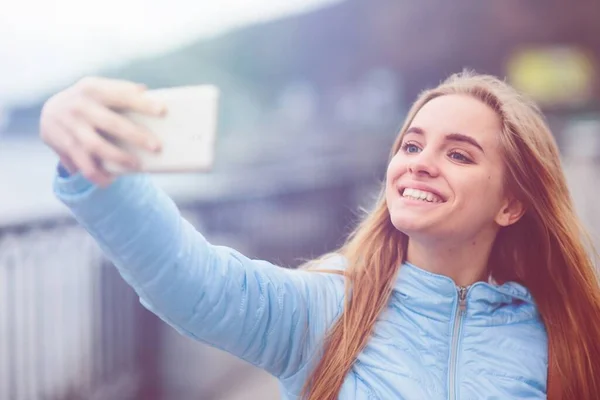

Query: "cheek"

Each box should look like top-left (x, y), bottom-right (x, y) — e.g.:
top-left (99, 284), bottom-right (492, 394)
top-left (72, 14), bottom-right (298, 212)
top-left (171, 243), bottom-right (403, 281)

top-left (386, 155), bottom-right (405, 183)
top-left (385, 158), bottom-right (402, 202)
top-left (482, 173), bottom-right (505, 198)
top-left (456, 173), bottom-right (504, 209)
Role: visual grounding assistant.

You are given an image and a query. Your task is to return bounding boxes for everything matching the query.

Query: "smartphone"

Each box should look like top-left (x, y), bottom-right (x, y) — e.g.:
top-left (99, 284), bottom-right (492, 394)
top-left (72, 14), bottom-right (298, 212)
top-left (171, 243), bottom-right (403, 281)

top-left (103, 84), bottom-right (220, 174)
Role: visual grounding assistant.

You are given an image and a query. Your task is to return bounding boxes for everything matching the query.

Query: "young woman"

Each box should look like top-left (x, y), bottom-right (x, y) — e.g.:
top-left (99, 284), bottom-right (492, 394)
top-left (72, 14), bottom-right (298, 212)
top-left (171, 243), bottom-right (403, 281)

top-left (41, 72), bottom-right (600, 399)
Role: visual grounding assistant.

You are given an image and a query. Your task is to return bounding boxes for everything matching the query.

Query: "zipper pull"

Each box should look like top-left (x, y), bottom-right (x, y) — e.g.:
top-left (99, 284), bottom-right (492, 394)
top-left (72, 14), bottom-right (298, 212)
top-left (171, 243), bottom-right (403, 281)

top-left (458, 286), bottom-right (468, 312)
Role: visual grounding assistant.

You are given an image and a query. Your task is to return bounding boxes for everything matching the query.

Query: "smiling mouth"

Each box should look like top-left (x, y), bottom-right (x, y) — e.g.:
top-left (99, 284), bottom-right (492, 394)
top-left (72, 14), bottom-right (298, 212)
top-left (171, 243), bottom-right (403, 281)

top-left (400, 188), bottom-right (445, 203)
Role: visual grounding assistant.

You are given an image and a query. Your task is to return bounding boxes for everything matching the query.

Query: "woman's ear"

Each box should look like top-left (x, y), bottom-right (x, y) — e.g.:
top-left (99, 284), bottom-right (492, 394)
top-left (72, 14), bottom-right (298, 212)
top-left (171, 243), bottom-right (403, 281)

top-left (495, 197), bottom-right (526, 227)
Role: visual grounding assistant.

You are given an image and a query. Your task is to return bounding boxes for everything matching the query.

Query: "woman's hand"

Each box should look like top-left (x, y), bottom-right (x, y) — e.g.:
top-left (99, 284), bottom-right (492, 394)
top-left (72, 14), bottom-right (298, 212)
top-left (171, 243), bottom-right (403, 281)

top-left (40, 76), bottom-right (167, 187)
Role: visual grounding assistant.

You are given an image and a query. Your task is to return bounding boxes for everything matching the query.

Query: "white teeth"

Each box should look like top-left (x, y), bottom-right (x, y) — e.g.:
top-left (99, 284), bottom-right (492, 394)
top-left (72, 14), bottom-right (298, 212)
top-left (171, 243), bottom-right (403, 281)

top-left (401, 188), bottom-right (442, 203)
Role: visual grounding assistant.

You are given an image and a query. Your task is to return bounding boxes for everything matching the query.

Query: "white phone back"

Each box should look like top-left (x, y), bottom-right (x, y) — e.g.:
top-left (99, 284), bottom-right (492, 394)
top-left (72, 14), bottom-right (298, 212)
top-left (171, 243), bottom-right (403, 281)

top-left (104, 85), bottom-right (220, 174)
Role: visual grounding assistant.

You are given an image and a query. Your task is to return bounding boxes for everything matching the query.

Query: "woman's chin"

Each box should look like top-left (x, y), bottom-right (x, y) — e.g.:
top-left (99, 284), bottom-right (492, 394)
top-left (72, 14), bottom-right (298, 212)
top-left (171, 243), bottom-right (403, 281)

top-left (390, 216), bottom-right (425, 234)
top-left (389, 213), bottom-right (440, 238)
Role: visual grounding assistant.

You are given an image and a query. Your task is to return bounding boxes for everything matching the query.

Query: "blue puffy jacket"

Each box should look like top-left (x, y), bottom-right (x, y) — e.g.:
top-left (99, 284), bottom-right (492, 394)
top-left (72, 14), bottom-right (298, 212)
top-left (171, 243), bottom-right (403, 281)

top-left (54, 171), bottom-right (548, 399)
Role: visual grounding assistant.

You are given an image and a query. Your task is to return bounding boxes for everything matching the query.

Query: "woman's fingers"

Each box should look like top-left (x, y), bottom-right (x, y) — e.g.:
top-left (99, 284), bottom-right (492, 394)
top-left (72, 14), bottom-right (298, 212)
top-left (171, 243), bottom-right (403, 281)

top-left (68, 141), bottom-right (114, 187)
top-left (68, 118), bottom-right (141, 171)
top-left (75, 99), bottom-right (162, 153)
top-left (43, 115), bottom-right (123, 185)
top-left (40, 76), bottom-right (168, 187)
top-left (57, 153), bottom-right (78, 175)
top-left (41, 118), bottom-right (79, 172)
top-left (75, 77), bottom-right (167, 116)
top-left (46, 124), bottom-right (114, 187)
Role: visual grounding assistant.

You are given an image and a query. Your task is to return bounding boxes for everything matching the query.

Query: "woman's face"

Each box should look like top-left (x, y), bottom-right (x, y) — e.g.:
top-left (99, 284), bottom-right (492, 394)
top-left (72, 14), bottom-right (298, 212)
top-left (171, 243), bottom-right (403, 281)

top-left (386, 94), bottom-right (516, 243)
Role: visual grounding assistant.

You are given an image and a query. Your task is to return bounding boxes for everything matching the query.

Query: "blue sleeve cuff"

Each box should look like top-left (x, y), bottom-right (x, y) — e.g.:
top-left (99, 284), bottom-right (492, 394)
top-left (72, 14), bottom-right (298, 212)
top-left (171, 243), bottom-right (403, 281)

top-left (57, 162), bottom-right (71, 178)
top-left (54, 162), bottom-right (96, 196)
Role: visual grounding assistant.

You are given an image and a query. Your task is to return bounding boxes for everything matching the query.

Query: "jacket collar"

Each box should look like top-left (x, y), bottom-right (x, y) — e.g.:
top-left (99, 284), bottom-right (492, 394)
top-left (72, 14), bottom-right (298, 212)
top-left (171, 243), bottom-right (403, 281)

top-left (393, 262), bottom-right (539, 322)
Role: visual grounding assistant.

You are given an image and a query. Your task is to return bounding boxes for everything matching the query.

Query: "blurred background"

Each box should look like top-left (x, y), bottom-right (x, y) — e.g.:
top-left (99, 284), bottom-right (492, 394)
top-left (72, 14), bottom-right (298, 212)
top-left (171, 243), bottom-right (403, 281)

top-left (1, 0), bottom-right (599, 399)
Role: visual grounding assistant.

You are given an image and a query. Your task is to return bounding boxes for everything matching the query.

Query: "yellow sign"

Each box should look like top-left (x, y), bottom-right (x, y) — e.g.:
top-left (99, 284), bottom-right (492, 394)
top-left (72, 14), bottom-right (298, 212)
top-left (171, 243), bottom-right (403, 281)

top-left (506, 46), bottom-right (595, 106)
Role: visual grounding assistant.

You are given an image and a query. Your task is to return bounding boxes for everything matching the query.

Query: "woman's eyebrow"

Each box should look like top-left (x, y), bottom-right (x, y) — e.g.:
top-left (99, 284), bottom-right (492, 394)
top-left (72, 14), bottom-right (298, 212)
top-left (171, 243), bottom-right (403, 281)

top-left (446, 133), bottom-right (485, 154)
top-left (405, 127), bottom-right (485, 154)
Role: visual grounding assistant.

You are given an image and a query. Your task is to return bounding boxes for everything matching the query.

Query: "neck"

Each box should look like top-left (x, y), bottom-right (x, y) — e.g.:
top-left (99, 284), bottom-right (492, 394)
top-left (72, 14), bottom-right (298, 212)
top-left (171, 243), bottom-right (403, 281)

top-left (405, 234), bottom-right (496, 287)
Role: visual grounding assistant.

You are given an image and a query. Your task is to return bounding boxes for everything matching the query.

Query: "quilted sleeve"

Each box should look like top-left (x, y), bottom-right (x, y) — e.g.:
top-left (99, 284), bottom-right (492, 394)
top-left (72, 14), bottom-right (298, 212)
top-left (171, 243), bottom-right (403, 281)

top-left (53, 171), bottom-right (344, 378)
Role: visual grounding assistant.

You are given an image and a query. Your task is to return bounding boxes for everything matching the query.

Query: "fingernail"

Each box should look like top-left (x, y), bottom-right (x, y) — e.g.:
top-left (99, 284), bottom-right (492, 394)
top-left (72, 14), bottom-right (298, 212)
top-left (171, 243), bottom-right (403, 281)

top-left (147, 139), bottom-right (161, 152)
top-left (153, 103), bottom-right (167, 115)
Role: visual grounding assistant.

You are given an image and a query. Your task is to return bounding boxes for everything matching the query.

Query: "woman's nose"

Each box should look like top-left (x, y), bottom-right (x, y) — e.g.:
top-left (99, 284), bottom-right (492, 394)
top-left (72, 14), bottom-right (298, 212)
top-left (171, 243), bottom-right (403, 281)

top-left (407, 152), bottom-right (440, 177)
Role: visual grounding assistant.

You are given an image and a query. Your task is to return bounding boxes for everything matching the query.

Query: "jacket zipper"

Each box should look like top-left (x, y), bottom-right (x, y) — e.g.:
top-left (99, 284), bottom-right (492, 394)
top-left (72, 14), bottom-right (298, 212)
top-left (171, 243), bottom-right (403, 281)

top-left (448, 286), bottom-right (468, 400)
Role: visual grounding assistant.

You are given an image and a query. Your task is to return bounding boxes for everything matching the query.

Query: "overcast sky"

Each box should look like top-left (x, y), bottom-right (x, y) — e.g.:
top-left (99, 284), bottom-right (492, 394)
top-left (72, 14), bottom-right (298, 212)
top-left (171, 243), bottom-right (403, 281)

top-left (0, 0), bottom-right (341, 108)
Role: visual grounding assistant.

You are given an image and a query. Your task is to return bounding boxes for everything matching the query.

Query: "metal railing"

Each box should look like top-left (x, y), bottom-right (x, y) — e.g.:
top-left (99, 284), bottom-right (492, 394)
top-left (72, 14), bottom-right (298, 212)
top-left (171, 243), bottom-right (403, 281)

top-left (0, 220), bottom-right (143, 400)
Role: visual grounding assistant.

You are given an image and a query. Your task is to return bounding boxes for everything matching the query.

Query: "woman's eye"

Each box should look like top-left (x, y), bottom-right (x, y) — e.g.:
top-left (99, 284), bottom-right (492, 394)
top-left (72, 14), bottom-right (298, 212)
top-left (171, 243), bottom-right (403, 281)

top-left (402, 143), bottom-right (421, 154)
top-left (449, 151), bottom-right (472, 163)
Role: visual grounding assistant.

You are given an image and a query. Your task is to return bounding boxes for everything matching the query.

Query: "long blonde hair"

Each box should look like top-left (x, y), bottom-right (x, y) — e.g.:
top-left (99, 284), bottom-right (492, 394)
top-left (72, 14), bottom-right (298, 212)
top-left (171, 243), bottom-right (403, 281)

top-left (302, 71), bottom-right (600, 400)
